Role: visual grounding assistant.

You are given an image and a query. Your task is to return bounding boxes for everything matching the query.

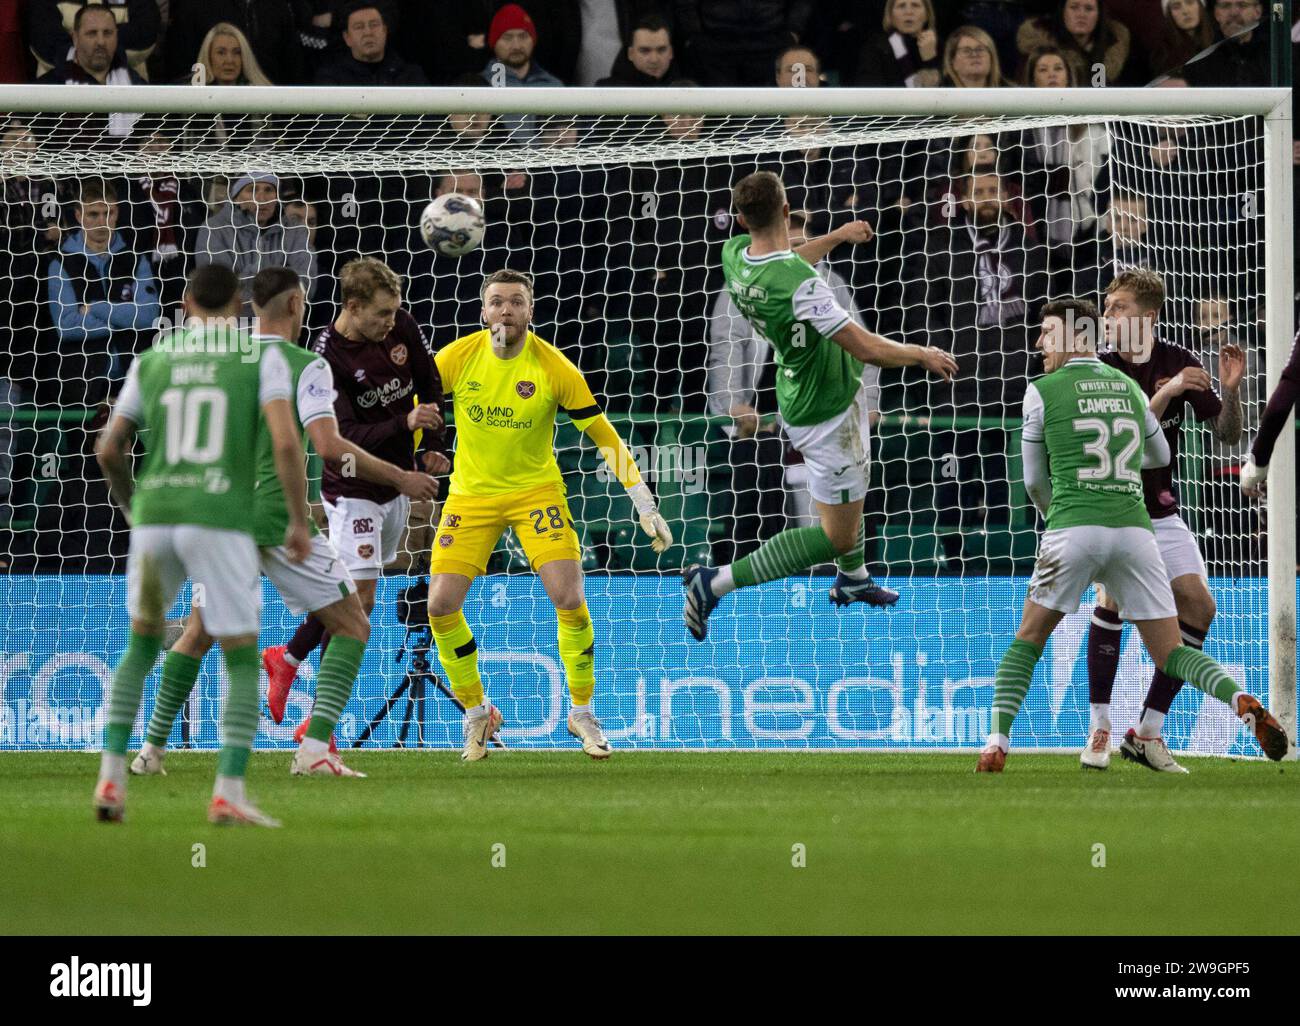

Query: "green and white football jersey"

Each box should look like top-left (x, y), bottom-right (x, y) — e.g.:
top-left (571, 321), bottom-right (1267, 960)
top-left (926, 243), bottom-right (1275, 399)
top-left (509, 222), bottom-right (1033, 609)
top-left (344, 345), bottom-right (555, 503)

top-left (114, 326), bottom-right (291, 531)
top-left (1021, 356), bottom-right (1162, 532)
top-left (720, 233), bottom-right (862, 427)
top-left (250, 336), bottom-right (336, 548)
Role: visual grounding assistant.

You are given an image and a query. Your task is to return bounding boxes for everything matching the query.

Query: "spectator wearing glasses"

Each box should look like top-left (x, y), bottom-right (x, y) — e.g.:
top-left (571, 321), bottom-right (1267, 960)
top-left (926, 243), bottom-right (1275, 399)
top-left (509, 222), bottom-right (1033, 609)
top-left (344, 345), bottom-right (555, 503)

top-left (941, 25), bottom-right (1008, 86)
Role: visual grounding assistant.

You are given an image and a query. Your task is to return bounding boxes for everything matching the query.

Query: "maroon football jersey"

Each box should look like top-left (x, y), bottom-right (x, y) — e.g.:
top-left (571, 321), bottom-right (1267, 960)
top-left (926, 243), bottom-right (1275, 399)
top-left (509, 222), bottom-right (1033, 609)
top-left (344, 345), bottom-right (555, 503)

top-left (1101, 338), bottom-right (1222, 520)
top-left (313, 308), bottom-right (445, 505)
top-left (1251, 329), bottom-right (1299, 466)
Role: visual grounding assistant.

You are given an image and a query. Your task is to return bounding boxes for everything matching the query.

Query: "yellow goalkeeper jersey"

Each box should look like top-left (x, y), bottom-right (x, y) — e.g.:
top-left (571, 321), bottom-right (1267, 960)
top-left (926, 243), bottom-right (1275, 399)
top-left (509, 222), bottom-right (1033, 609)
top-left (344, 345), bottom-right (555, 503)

top-left (435, 329), bottom-right (602, 498)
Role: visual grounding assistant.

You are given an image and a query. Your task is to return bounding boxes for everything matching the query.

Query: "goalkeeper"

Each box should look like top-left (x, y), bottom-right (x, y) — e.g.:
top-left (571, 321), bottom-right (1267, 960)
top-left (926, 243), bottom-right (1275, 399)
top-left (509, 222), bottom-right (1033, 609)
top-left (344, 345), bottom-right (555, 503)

top-left (427, 269), bottom-right (672, 761)
top-left (684, 171), bottom-right (957, 640)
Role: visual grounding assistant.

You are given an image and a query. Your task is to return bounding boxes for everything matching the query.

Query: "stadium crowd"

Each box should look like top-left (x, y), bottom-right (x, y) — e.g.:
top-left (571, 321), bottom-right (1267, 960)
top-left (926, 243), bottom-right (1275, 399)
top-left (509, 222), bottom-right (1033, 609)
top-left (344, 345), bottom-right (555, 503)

top-left (0, 0), bottom-right (1294, 573)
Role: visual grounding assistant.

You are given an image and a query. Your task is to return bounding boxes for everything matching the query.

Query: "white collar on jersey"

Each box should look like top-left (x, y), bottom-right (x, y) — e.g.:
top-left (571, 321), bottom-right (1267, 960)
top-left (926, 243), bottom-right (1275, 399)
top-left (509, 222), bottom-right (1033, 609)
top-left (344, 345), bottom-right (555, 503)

top-left (742, 246), bottom-right (792, 263)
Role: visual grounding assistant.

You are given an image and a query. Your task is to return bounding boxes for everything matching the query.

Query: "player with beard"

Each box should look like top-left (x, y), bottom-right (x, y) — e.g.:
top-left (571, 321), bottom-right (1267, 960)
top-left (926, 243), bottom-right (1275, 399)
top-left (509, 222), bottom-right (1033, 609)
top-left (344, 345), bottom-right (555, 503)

top-left (428, 269), bottom-right (672, 761)
top-left (262, 258), bottom-right (450, 742)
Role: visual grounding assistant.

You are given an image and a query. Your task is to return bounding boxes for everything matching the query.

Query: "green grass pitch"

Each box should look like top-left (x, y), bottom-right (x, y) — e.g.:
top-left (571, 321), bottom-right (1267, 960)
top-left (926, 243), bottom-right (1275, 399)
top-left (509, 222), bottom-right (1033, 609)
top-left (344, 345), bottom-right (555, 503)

top-left (2, 751), bottom-right (1296, 935)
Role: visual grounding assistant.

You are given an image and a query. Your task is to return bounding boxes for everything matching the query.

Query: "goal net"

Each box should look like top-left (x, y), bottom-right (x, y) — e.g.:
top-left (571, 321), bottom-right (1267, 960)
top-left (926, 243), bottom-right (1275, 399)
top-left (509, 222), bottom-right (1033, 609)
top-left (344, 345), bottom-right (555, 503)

top-left (0, 86), bottom-right (1292, 755)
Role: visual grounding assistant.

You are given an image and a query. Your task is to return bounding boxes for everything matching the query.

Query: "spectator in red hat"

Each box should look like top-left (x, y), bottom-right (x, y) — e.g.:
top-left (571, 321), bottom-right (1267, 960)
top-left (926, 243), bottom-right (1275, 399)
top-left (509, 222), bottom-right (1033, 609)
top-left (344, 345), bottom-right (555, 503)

top-left (481, 3), bottom-right (564, 143)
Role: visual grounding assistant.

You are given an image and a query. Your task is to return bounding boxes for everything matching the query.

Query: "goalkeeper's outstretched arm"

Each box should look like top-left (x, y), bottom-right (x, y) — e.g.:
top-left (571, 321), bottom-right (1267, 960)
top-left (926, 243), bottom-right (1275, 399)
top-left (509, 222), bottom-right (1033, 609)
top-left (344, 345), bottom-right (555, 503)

top-left (572, 411), bottom-right (673, 553)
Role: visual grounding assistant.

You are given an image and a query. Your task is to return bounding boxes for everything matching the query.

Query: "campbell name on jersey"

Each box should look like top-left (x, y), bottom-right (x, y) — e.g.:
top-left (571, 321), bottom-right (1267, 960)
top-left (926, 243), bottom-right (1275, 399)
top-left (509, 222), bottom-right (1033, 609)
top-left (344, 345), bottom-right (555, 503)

top-left (720, 234), bottom-right (862, 428)
top-left (1022, 356), bottom-right (1159, 532)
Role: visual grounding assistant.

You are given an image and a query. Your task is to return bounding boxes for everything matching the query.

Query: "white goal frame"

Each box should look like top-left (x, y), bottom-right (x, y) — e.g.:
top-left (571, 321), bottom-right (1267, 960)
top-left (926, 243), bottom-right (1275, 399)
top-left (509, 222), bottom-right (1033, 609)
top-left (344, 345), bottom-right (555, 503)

top-left (1, 83), bottom-right (1292, 755)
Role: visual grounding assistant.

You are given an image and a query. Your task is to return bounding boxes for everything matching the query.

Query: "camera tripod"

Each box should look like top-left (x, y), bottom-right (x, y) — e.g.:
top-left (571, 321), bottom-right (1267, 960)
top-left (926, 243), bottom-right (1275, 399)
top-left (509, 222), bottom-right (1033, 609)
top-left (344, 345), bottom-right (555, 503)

top-left (353, 623), bottom-right (505, 750)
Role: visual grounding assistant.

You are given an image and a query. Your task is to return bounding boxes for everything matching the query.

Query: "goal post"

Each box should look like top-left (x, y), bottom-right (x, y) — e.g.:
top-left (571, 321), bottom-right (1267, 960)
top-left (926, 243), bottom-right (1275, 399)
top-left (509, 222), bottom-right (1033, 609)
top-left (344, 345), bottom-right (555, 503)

top-left (0, 84), bottom-right (1291, 755)
top-left (1261, 92), bottom-right (1296, 754)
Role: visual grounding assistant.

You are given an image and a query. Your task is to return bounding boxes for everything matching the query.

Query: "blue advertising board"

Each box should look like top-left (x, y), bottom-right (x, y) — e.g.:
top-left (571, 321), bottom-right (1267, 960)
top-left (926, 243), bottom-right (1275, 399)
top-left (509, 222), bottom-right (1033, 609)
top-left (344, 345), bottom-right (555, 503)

top-left (1, 574), bottom-right (1292, 756)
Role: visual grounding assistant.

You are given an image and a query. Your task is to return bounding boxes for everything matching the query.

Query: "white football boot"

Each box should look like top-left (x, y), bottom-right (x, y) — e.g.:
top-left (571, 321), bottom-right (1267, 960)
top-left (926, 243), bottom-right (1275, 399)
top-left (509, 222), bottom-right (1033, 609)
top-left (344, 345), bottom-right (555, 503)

top-left (1080, 728), bottom-right (1111, 770)
top-left (567, 707), bottom-right (612, 760)
top-left (1119, 729), bottom-right (1188, 774)
top-left (291, 747), bottom-right (367, 778)
top-left (462, 703), bottom-right (504, 762)
top-left (130, 742), bottom-right (167, 776)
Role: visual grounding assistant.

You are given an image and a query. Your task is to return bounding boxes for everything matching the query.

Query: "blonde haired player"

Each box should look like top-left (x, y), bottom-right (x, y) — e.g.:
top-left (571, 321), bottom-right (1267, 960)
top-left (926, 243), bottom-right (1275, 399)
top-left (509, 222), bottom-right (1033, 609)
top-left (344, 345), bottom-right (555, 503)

top-left (428, 270), bottom-right (671, 760)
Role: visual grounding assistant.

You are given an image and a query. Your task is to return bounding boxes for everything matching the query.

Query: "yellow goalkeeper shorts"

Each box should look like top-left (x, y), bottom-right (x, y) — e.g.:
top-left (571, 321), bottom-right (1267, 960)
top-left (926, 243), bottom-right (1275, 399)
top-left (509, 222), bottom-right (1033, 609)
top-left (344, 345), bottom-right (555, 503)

top-left (429, 483), bottom-right (582, 579)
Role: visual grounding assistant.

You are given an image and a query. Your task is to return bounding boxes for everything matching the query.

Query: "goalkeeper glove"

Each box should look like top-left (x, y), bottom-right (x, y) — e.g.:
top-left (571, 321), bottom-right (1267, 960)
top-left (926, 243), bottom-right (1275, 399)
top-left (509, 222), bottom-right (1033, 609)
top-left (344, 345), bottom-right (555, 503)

top-left (1240, 456), bottom-right (1267, 497)
top-left (627, 483), bottom-right (673, 553)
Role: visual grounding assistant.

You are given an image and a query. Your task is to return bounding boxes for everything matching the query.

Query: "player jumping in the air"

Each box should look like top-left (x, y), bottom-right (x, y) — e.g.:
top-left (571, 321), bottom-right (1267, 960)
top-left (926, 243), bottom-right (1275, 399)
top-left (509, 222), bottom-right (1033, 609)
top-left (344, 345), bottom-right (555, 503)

top-left (1240, 327), bottom-right (1299, 498)
top-left (977, 299), bottom-right (1285, 773)
top-left (93, 266), bottom-right (313, 826)
top-left (130, 268), bottom-right (439, 780)
top-left (683, 170), bottom-right (956, 639)
top-left (262, 258), bottom-right (450, 739)
top-left (1082, 269), bottom-right (1244, 772)
top-left (427, 269), bottom-right (672, 761)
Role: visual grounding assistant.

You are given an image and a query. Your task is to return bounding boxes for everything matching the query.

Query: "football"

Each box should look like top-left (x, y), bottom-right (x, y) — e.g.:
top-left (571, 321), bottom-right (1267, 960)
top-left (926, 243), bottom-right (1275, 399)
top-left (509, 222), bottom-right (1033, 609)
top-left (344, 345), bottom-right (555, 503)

top-left (419, 193), bottom-right (486, 256)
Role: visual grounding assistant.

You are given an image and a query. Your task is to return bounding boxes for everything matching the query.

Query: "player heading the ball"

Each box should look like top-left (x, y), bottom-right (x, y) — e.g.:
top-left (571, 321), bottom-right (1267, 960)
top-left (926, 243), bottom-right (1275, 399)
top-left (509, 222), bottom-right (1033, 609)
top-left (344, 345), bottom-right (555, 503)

top-left (683, 170), bottom-right (957, 640)
top-left (427, 269), bottom-right (672, 761)
top-left (977, 299), bottom-right (1286, 773)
